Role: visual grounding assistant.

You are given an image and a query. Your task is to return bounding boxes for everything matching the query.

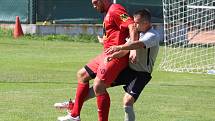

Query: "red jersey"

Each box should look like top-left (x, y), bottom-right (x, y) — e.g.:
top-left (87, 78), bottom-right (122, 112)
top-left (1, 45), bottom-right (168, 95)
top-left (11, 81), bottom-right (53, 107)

top-left (103, 4), bottom-right (134, 50)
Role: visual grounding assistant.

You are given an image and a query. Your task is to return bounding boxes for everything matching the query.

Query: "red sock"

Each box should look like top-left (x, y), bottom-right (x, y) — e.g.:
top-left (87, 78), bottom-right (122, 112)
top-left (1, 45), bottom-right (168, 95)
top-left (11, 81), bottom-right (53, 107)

top-left (71, 83), bottom-right (89, 117)
top-left (68, 99), bottom-right (74, 111)
top-left (97, 93), bottom-right (110, 121)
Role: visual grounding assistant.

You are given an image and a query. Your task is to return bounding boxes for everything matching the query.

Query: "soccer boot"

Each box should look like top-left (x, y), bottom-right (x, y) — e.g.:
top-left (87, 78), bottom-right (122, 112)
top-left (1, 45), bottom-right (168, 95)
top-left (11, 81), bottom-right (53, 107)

top-left (54, 99), bottom-right (74, 110)
top-left (57, 114), bottom-right (80, 121)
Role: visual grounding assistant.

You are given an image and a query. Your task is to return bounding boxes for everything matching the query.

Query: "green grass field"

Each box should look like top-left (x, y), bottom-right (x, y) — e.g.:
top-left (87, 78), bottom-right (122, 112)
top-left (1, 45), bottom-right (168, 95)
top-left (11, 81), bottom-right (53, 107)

top-left (0, 36), bottom-right (215, 121)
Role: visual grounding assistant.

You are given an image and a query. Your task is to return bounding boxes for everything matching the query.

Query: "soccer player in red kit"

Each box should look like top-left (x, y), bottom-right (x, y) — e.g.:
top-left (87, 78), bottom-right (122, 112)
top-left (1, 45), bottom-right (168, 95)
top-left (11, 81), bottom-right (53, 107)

top-left (57, 0), bottom-right (137, 121)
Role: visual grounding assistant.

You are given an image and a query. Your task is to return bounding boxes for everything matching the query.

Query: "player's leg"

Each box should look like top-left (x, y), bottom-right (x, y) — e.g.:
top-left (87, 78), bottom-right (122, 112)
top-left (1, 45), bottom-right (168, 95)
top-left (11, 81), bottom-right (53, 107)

top-left (54, 86), bottom-right (95, 111)
top-left (57, 67), bottom-right (91, 121)
top-left (57, 60), bottom-right (130, 120)
top-left (123, 93), bottom-right (135, 121)
top-left (58, 54), bottom-right (101, 121)
top-left (54, 66), bottom-right (131, 111)
top-left (93, 77), bottom-right (110, 121)
top-left (94, 54), bottom-right (128, 121)
top-left (110, 67), bottom-right (137, 121)
top-left (58, 67), bottom-right (92, 121)
top-left (115, 67), bottom-right (136, 121)
top-left (69, 54), bottom-right (102, 117)
top-left (123, 71), bottom-right (151, 121)
top-left (70, 67), bottom-right (92, 117)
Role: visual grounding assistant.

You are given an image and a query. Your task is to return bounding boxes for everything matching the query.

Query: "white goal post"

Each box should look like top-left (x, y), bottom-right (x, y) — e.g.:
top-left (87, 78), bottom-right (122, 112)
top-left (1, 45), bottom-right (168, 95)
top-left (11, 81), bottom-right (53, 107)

top-left (159, 0), bottom-right (215, 74)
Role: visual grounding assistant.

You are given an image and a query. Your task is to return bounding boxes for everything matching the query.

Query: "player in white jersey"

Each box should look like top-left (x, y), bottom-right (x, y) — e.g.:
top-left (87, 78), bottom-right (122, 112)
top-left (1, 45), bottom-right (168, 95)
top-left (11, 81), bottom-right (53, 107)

top-left (105, 8), bottom-right (160, 121)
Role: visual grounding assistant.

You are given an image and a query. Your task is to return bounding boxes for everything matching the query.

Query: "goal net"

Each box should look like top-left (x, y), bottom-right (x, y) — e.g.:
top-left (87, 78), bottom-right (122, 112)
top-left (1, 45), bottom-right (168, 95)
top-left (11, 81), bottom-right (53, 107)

top-left (160, 0), bottom-right (215, 74)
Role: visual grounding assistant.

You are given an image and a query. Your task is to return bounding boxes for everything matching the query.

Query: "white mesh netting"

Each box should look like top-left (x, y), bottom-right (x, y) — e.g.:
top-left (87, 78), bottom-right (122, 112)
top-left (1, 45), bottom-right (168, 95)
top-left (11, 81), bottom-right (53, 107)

top-left (160, 0), bottom-right (215, 74)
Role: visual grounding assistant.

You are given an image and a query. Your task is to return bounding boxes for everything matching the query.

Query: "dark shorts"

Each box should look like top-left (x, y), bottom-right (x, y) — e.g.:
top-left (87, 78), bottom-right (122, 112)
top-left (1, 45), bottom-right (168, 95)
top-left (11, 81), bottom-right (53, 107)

top-left (111, 66), bottom-right (152, 101)
top-left (85, 65), bottom-right (151, 101)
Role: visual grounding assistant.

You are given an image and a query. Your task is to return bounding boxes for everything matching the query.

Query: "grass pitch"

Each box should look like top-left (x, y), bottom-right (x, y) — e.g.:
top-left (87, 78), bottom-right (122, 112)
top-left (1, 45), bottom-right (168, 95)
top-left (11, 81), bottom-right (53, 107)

top-left (0, 36), bottom-right (215, 121)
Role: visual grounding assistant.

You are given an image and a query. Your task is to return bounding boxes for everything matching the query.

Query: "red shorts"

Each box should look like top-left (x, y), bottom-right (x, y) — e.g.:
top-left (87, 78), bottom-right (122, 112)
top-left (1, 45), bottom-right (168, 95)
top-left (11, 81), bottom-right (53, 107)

top-left (85, 52), bottom-right (128, 85)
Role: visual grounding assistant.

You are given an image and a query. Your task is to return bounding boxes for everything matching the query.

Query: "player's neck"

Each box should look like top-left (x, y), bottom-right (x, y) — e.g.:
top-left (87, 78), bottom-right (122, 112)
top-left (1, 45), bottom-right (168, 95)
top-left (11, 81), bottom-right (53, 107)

top-left (104, 3), bottom-right (112, 13)
top-left (142, 25), bottom-right (152, 33)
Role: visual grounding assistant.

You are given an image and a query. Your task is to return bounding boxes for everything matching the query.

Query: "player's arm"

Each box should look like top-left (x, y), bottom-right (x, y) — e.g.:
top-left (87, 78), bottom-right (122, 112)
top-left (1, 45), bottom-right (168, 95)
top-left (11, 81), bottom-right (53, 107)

top-left (106, 33), bottom-right (159, 54)
top-left (97, 36), bottom-right (104, 44)
top-left (128, 23), bottom-right (139, 42)
top-left (105, 41), bottom-right (145, 54)
top-left (118, 41), bottom-right (145, 50)
top-left (110, 6), bottom-right (139, 62)
top-left (105, 50), bottom-right (129, 62)
top-left (127, 24), bottom-right (138, 63)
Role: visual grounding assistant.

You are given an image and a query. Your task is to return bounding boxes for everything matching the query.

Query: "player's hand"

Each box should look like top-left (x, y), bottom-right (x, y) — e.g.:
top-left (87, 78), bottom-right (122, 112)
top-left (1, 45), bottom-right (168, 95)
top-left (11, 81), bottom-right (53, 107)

top-left (105, 46), bottom-right (121, 55)
top-left (129, 50), bottom-right (137, 64)
top-left (97, 36), bottom-right (103, 44)
top-left (104, 56), bottom-right (113, 65)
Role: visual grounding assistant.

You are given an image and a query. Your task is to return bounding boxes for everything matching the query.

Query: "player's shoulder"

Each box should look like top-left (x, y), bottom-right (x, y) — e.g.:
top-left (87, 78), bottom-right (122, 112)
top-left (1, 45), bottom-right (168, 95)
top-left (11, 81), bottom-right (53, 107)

top-left (147, 28), bottom-right (160, 36)
top-left (110, 4), bottom-right (124, 9)
top-left (141, 28), bottom-right (161, 40)
top-left (109, 4), bottom-right (125, 12)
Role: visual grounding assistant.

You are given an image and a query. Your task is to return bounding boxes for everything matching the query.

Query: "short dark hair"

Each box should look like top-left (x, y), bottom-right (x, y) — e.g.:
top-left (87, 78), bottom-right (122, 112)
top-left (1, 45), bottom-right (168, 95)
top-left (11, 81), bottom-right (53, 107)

top-left (133, 9), bottom-right (151, 22)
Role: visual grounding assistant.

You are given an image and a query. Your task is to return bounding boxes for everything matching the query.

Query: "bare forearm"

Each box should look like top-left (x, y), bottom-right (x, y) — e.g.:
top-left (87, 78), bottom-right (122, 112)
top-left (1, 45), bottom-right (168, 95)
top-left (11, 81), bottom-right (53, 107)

top-left (119, 41), bottom-right (145, 50)
top-left (111, 50), bottom-right (129, 58)
top-left (128, 24), bottom-right (138, 42)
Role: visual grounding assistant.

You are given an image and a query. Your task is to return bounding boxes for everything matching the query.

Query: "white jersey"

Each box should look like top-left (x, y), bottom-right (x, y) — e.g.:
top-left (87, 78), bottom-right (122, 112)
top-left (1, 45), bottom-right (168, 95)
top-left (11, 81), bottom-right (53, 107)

top-left (129, 28), bottom-right (161, 73)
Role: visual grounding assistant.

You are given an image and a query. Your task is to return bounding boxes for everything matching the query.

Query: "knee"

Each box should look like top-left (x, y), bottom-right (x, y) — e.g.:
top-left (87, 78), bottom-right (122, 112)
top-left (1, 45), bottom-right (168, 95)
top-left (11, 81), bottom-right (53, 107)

top-left (93, 78), bottom-right (107, 95)
top-left (123, 93), bottom-right (135, 106)
top-left (77, 68), bottom-right (90, 83)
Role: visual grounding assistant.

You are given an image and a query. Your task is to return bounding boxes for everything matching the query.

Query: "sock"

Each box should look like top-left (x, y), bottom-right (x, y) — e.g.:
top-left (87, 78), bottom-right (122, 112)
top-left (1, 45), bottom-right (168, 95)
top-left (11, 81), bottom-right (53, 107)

top-left (71, 82), bottom-right (89, 117)
top-left (97, 93), bottom-right (110, 121)
top-left (68, 99), bottom-right (75, 110)
top-left (69, 87), bottom-right (96, 111)
top-left (124, 106), bottom-right (135, 121)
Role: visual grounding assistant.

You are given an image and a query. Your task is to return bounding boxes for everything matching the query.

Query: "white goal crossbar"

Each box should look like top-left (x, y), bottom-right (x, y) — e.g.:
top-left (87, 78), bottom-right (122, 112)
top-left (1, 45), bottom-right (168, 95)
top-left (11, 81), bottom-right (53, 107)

top-left (187, 5), bottom-right (215, 9)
